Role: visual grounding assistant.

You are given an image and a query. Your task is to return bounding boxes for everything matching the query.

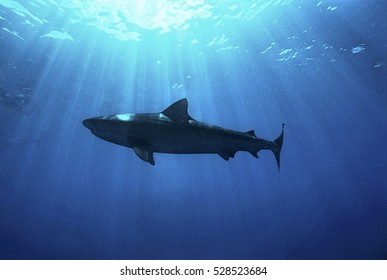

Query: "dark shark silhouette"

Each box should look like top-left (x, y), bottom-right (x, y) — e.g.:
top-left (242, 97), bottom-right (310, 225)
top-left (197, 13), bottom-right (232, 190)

top-left (83, 99), bottom-right (284, 169)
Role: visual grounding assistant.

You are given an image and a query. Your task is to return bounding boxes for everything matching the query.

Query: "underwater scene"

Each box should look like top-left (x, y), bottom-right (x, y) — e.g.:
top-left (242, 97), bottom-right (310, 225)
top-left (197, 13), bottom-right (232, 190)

top-left (0, 0), bottom-right (386, 259)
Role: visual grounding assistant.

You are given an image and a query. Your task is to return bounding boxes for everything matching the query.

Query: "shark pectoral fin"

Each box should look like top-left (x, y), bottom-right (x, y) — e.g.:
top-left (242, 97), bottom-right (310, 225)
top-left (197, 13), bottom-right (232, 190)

top-left (133, 147), bottom-right (155, 165)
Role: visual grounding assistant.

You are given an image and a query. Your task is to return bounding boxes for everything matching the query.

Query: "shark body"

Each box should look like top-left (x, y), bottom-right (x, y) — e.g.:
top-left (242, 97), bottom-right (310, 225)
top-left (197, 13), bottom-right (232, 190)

top-left (83, 98), bottom-right (284, 168)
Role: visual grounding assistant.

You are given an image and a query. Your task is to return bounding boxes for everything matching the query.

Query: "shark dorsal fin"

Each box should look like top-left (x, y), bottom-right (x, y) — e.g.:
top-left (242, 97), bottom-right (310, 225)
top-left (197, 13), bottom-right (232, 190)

top-left (162, 98), bottom-right (194, 122)
top-left (246, 130), bottom-right (256, 137)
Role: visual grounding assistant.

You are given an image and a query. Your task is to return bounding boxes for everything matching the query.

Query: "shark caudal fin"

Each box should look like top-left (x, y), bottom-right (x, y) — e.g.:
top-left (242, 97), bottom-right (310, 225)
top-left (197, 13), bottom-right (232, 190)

top-left (272, 123), bottom-right (285, 171)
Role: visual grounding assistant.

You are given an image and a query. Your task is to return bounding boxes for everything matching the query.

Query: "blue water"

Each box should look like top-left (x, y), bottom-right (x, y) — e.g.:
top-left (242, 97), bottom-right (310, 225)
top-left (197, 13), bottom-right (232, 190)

top-left (0, 0), bottom-right (386, 260)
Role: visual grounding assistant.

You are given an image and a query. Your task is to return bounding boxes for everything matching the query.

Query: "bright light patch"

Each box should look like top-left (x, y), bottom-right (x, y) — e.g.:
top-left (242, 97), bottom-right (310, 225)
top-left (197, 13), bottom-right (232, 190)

top-left (0, 0), bottom-right (297, 42)
top-left (158, 113), bottom-right (171, 121)
top-left (351, 44), bottom-right (366, 54)
top-left (40, 30), bottom-right (74, 40)
top-left (116, 114), bottom-right (133, 121)
top-left (60, 0), bottom-right (213, 40)
top-left (0, 0), bottom-right (44, 23)
top-left (2, 26), bottom-right (24, 40)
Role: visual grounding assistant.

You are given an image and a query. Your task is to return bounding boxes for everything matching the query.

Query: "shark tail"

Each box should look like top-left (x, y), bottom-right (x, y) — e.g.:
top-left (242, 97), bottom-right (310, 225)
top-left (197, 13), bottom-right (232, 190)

top-left (272, 123), bottom-right (285, 171)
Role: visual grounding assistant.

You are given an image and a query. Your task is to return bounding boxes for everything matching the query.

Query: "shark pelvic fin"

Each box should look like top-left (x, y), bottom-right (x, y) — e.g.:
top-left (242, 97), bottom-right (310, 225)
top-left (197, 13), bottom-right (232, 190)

top-left (162, 98), bottom-right (195, 122)
top-left (218, 151), bottom-right (236, 161)
top-left (249, 151), bottom-right (259, 158)
top-left (133, 147), bottom-right (155, 165)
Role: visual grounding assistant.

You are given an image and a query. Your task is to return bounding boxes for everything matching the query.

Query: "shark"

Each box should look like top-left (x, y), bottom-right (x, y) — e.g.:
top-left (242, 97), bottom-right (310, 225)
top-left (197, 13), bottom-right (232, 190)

top-left (83, 98), bottom-right (284, 169)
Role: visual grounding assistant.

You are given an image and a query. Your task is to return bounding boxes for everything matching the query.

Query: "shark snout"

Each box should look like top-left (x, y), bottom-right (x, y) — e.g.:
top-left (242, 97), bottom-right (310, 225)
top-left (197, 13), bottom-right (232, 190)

top-left (82, 118), bottom-right (95, 130)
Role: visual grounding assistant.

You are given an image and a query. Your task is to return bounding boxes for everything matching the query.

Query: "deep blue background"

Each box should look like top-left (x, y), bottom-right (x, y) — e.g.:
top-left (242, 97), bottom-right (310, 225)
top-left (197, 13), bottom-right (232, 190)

top-left (0, 0), bottom-right (386, 259)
